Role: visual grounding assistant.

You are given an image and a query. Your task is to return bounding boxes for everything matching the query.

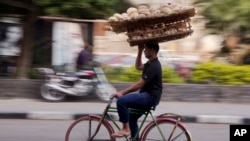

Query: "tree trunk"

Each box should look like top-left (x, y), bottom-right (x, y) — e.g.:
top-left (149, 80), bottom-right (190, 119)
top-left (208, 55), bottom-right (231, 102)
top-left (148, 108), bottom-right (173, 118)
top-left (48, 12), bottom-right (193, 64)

top-left (17, 14), bottom-right (37, 79)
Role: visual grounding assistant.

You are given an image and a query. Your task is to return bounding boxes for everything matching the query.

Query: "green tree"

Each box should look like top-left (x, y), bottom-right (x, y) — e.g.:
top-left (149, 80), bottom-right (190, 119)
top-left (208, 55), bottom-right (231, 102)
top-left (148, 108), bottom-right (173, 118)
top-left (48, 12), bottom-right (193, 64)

top-left (193, 0), bottom-right (250, 42)
top-left (0, 0), bottom-right (133, 79)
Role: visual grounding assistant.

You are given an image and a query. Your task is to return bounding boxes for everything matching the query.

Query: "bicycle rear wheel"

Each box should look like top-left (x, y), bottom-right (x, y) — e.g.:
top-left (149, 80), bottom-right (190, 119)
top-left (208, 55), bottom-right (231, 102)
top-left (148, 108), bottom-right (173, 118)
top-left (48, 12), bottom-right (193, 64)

top-left (65, 115), bottom-right (115, 141)
top-left (140, 118), bottom-right (192, 141)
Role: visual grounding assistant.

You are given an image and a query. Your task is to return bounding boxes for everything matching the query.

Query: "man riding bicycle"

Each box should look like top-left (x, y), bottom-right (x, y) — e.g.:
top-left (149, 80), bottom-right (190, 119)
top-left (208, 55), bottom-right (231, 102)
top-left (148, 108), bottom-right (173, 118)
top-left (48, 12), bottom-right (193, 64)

top-left (112, 41), bottom-right (163, 141)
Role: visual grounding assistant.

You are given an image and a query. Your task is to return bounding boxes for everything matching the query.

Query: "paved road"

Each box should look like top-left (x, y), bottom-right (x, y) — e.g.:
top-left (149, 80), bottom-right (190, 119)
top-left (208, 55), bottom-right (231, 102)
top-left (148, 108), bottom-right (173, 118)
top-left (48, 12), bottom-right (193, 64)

top-left (0, 119), bottom-right (229, 141)
top-left (0, 97), bottom-right (249, 124)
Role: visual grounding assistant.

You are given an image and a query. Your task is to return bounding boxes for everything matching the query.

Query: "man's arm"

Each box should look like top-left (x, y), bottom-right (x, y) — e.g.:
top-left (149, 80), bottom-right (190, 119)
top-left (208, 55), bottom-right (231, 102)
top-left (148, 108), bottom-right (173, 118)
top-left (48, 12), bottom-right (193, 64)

top-left (135, 44), bottom-right (144, 70)
top-left (113, 79), bottom-right (145, 98)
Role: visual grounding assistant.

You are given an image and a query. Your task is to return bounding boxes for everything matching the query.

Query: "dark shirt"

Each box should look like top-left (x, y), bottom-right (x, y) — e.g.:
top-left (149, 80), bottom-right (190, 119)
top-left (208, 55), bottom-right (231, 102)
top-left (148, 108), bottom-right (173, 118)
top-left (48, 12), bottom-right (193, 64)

top-left (76, 49), bottom-right (91, 69)
top-left (243, 54), bottom-right (250, 64)
top-left (220, 46), bottom-right (231, 54)
top-left (140, 58), bottom-right (163, 101)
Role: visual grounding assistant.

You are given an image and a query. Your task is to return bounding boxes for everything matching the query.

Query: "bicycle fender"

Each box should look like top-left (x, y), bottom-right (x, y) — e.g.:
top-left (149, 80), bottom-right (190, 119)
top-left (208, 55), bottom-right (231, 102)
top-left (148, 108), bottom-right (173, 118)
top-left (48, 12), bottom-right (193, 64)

top-left (157, 112), bottom-right (185, 120)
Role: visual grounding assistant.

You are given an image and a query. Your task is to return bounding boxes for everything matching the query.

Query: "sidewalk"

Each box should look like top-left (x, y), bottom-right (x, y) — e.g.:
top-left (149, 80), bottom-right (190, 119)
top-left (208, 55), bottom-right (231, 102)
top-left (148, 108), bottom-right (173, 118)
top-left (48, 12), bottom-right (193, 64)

top-left (0, 98), bottom-right (249, 124)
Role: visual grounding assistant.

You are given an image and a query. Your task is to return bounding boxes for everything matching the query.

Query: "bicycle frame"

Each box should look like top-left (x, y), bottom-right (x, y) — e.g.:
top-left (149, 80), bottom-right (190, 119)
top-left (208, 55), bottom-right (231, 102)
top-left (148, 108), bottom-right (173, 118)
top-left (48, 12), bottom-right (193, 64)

top-left (89, 97), bottom-right (186, 141)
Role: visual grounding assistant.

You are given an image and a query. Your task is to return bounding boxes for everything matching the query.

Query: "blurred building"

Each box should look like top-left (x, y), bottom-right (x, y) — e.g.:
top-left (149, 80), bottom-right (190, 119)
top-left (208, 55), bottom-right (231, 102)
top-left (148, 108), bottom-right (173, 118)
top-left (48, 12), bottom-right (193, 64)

top-left (0, 16), bottom-right (103, 73)
top-left (0, 17), bottom-right (22, 76)
top-left (35, 17), bottom-right (104, 71)
top-left (1, 0), bottom-right (240, 75)
top-left (0, 17), bottom-right (22, 56)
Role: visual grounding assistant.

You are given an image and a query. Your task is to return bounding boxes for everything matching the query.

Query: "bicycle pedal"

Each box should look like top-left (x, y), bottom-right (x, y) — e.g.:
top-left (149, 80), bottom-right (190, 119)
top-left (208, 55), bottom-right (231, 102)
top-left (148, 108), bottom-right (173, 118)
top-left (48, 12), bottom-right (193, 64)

top-left (126, 136), bottom-right (132, 141)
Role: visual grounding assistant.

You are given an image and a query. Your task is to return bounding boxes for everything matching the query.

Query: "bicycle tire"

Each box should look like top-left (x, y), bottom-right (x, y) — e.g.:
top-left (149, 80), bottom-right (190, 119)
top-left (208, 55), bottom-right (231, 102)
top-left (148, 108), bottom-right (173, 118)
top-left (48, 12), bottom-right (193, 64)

top-left (65, 115), bottom-right (116, 141)
top-left (140, 118), bottom-right (192, 141)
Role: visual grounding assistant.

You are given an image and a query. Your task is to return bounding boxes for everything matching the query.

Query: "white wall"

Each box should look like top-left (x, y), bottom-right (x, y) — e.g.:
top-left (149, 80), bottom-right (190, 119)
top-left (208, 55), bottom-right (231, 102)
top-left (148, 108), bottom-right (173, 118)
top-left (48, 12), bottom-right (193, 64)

top-left (52, 22), bottom-right (85, 71)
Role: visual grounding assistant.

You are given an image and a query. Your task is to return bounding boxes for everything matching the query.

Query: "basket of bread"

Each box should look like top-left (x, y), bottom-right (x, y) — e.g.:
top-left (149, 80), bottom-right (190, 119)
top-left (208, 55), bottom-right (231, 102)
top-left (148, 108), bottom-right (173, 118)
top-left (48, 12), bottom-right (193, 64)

top-left (108, 3), bottom-right (195, 46)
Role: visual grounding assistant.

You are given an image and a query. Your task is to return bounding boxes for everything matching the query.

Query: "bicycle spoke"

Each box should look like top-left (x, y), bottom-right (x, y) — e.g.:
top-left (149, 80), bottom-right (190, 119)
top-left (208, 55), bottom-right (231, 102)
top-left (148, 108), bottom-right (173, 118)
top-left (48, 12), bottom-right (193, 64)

top-left (66, 116), bottom-right (113, 141)
top-left (170, 131), bottom-right (186, 141)
top-left (141, 120), bottom-right (191, 141)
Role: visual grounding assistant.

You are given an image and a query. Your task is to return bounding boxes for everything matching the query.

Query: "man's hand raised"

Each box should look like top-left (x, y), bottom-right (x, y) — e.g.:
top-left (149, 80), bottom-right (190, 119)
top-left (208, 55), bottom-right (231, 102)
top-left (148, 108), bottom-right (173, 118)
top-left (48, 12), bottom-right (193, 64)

top-left (138, 44), bottom-right (145, 52)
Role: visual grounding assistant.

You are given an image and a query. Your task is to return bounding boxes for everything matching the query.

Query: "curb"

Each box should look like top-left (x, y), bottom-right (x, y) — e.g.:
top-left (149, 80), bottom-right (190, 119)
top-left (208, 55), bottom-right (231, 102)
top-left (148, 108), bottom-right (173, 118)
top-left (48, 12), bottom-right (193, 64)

top-left (1, 112), bottom-right (250, 124)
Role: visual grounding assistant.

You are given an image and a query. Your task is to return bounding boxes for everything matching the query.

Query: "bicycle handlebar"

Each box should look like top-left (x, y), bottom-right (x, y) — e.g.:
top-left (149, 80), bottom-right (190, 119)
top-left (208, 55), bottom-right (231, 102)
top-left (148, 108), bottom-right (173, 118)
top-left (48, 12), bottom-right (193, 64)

top-left (107, 95), bottom-right (116, 105)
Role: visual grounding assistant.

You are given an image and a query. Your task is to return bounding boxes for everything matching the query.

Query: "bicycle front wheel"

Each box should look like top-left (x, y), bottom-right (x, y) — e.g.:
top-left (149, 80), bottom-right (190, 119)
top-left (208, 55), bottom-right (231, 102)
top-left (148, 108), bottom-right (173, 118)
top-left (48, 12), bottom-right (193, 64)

top-left (65, 115), bottom-right (115, 141)
top-left (140, 118), bottom-right (192, 141)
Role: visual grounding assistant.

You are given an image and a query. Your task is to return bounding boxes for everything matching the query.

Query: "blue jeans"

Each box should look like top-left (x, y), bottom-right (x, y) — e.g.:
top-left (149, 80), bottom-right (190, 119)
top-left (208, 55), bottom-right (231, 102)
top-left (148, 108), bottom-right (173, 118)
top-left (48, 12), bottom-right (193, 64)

top-left (116, 92), bottom-right (159, 141)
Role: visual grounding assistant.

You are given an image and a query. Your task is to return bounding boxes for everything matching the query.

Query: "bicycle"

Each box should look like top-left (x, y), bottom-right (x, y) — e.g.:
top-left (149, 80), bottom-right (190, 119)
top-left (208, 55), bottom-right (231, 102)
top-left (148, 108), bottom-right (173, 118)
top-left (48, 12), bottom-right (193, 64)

top-left (65, 96), bottom-right (192, 141)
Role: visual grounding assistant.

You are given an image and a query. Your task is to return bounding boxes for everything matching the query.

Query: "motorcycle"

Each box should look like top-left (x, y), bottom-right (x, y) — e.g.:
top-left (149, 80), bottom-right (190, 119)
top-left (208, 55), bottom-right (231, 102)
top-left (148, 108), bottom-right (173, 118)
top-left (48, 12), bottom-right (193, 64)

top-left (38, 67), bottom-right (117, 102)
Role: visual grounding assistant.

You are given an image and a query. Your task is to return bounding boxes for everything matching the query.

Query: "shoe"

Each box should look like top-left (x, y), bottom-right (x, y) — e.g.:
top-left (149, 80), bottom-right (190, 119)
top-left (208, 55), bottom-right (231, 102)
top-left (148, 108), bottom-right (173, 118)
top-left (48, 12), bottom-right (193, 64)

top-left (111, 131), bottom-right (131, 138)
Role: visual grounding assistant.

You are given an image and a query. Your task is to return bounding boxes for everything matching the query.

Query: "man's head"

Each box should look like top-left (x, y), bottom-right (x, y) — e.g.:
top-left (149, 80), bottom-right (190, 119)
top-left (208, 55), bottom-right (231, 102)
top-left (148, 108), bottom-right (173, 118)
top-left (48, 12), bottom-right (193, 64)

top-left (144, 41), bottom-right (159, 59)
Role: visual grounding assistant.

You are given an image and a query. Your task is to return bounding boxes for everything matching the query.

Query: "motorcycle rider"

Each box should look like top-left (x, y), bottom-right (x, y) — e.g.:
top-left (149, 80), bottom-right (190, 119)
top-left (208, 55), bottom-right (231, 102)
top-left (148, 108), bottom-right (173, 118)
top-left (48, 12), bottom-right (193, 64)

top-left (76, 43), bottom-right (93, 71)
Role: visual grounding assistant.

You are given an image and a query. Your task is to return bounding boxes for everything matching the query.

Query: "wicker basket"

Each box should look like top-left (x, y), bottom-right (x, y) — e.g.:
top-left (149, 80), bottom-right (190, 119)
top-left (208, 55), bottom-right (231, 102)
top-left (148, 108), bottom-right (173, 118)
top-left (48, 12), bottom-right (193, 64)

top-left (109, 8), bottom-right (195, 46)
